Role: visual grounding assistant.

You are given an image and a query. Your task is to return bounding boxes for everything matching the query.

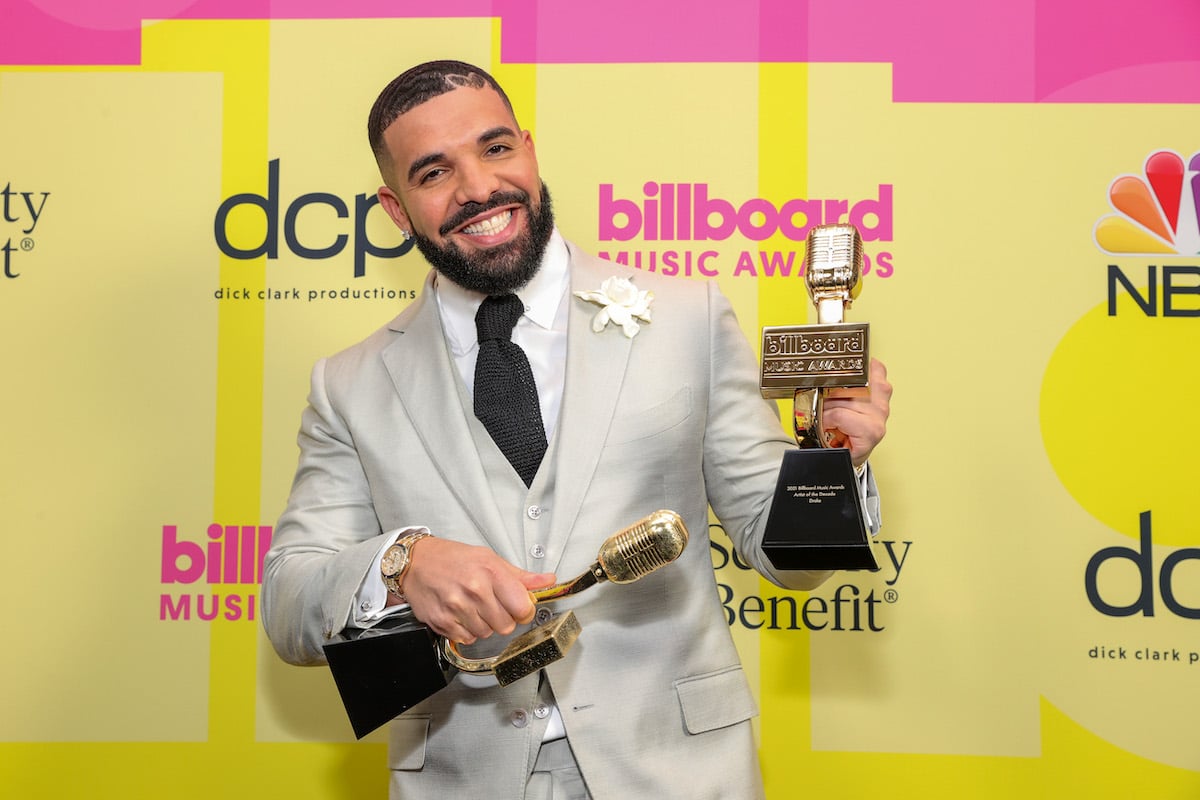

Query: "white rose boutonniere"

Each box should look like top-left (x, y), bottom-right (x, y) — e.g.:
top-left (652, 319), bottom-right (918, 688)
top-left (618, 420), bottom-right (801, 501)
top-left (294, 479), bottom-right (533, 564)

top-left (573, 276), bottom-right (654, 338)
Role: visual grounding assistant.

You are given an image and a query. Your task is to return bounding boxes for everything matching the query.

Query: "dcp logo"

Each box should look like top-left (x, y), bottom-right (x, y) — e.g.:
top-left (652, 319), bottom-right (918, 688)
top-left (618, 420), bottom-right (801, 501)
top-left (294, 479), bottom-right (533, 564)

top-left (214, 159), bottom-right (413, 277)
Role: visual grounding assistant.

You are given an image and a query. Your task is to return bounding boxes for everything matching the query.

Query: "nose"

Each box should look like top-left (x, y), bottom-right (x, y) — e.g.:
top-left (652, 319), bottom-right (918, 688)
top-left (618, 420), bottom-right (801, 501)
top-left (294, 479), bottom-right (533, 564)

top-left (453, 158), bottom-right (501, 207)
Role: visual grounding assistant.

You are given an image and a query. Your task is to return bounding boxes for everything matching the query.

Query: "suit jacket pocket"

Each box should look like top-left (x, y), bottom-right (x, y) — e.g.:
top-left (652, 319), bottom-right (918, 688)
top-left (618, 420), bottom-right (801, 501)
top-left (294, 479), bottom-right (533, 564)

top-left (388, 713), bottom-right (432, 770)
top-left (606, 385), bottom-right (693, 445)
top-left (674, 665), bottom-right (758, 735)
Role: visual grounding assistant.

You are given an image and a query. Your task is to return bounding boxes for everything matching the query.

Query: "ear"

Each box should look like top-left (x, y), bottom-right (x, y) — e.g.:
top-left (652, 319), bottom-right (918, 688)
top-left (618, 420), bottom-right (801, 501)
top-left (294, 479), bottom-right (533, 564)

top-left (377, 186), bottom-right (411, 234)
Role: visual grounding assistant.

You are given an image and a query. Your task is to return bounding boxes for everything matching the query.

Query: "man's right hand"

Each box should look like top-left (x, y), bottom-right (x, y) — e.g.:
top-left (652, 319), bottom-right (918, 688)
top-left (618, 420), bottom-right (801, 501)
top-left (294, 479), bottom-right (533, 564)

top-left (393, 536), bottom-right (557, 645)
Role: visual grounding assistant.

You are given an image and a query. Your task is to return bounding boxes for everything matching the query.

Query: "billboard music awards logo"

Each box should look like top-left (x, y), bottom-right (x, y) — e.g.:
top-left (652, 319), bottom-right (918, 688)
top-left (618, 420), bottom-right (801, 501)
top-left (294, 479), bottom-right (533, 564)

top-left (2, 182), bottom-right (51, 280)
top-left (597, 182), bottom-right (896, 279)
top-left (159, 524), bottom-right (272, 622)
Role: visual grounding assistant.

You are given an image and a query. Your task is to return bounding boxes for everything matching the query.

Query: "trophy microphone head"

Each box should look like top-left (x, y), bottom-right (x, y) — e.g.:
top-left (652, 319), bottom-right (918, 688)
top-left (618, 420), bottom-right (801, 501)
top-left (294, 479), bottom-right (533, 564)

top-left (596, 510), bottom-right (689, 584)
top-left (805, 223), bottom-right (864, 306)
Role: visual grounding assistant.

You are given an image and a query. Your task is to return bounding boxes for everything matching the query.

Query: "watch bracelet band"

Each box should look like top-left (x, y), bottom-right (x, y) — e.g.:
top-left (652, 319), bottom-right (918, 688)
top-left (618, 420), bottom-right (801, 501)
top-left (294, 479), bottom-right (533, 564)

top-left (384, 531), bottom-right (433, 601)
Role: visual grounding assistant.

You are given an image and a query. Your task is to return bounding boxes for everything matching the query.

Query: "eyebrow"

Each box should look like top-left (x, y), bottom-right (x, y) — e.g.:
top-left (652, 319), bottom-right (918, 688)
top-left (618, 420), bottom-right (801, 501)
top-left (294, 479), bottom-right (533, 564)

top-left (405, 125), bottom-right (519, 184)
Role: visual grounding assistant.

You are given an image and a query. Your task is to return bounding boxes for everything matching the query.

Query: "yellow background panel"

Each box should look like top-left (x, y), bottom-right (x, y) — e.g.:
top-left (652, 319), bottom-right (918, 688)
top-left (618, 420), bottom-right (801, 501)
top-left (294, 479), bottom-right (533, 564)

top-left (0, 69), bottom-right (222, 741)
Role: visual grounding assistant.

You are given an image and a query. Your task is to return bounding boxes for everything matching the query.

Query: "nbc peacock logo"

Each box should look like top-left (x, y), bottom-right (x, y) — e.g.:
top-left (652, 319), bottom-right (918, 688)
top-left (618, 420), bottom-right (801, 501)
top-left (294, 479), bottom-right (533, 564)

top-left (1094, 149), bottom-right (1200, 256)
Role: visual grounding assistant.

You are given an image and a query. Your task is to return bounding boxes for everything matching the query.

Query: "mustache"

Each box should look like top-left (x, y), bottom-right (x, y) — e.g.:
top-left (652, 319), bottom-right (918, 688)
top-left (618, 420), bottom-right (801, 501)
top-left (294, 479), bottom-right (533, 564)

top-left (439, 190), bottom-right (532, 237)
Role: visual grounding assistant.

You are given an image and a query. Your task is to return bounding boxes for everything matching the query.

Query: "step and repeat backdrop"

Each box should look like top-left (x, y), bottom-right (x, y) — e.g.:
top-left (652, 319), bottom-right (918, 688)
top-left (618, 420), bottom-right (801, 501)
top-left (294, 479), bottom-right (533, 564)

top-left (2, 1), bottom-right (1198, 797)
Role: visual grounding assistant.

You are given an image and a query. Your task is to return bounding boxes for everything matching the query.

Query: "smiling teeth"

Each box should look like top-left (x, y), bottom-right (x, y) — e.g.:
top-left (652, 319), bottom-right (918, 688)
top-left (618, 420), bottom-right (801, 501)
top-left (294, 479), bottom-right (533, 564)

top-left (462, 210), bottom-right (512, 236)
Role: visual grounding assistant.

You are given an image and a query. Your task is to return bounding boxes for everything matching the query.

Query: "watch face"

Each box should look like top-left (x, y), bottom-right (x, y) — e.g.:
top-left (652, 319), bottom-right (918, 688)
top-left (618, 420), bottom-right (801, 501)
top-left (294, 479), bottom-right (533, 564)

top-left (381, 543), bottom-right (408, 577)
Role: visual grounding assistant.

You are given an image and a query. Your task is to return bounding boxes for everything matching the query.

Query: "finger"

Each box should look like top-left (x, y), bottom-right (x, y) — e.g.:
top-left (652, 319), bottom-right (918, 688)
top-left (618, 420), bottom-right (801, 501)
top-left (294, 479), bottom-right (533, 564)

top-left (824, 387), bottom-right (890, 419)
top-left (419, 590), bottom-right (486, 641)
top-left (825, 359), bottom-right (891, 404)
top-left (519, 571), bottom-right (557, 591)
top-left (824, 386), bottom-right (869, 402)
top-left (474, 601), bottom-right (522, 637)
top-left (452, 622), bottom-right (482, 645)
top-left (821, 402), bottom-right (868, 430)
top-left (492, 576), bottom-right (542, 629)
top-left (824, 428), bottom-right (849, 449)
top-left (428, 613), bottom-right (480, 646)
top-left (822, 412), bottom-right (883, 461)
top-left (823, 404), bottom-right (884, 441)
top-left (492, 568), bottom-right (556, 626)
top-left (869, 358), bottom-right (893, 404)
top-left (515, 598), bottom-right (538, 626)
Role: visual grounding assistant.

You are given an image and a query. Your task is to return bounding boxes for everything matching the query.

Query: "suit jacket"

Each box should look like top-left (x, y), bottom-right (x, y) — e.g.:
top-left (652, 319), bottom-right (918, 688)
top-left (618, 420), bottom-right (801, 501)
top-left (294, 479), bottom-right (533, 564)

top-left (262, 241), bottom-right (831, 798)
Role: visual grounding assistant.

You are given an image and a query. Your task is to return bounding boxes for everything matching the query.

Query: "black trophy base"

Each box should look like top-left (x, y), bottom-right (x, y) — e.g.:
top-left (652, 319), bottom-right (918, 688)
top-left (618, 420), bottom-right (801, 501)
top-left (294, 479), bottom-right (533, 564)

top-left (762, 448), bottom-right (878, 571)
top-left (323, 618), bottom-right (450, 739)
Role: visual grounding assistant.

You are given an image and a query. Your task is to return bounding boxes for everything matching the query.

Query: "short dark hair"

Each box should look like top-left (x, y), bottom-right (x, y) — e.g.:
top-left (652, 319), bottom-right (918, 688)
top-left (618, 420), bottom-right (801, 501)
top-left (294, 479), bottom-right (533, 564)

top-left (367, 60), bottom-right (516, 170)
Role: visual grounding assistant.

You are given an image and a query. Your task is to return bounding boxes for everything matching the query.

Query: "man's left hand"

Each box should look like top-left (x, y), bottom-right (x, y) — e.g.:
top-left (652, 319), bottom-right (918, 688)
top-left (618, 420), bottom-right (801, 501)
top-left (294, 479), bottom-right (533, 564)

top-left (819, 357), bottom-right (892, 468)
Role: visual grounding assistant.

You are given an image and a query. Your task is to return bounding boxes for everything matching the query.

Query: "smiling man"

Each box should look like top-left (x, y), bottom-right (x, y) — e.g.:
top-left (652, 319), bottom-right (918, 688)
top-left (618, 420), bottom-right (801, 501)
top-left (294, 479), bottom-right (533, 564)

top-left (262, 60), bottom-right (892, 800)
top-left (373, 66), bottom-right (554, 296)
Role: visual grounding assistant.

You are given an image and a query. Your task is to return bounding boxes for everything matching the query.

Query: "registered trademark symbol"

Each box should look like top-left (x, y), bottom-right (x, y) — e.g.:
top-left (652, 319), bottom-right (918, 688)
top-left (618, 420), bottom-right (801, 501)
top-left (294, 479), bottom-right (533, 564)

top-left (20, 238), bottom-right (34, 251)
top-left (884, 589), bottom-right (899, 603)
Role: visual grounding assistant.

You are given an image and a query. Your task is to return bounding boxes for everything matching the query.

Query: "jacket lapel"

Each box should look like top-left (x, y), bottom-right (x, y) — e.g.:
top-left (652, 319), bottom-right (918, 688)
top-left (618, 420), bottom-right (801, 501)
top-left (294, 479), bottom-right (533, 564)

top-left (548, 247), bottom-right (638, 564)
top-left (378, 273), bottom-right (520, 564)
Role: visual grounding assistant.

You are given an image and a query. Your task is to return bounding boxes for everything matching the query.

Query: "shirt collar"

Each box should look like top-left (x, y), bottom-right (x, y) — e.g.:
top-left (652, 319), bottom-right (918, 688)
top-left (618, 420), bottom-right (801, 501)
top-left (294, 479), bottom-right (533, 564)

top-left (435, 228), bottom-right (570, 356)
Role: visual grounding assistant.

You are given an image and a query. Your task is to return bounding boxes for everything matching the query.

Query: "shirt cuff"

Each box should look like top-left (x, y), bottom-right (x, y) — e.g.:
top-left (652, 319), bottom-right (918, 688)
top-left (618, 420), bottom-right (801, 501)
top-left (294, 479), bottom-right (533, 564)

top-left (858, 462), bottom-right (882, 535)
top-left (349, 526), bottom-right (430, 627)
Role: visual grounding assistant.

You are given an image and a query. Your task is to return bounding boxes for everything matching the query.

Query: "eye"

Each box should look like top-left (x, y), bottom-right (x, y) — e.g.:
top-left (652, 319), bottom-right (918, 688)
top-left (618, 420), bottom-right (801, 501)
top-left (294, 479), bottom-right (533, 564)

top-left (418, 167), bottom-right (446, 184)
top-left (484, 143), bottom-right (512, 156)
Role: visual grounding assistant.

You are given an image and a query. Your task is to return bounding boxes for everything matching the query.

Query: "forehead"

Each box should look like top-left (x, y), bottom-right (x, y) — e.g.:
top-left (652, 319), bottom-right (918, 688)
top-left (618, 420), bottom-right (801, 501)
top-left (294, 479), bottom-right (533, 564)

top-left (381, 86), bottom-right (520, 170)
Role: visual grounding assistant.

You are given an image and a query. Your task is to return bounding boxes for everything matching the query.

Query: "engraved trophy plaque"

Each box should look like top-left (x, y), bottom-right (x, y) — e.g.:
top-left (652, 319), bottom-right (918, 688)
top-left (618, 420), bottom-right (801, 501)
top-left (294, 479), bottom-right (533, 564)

top-left (759, 223), bottom-right (878, 570)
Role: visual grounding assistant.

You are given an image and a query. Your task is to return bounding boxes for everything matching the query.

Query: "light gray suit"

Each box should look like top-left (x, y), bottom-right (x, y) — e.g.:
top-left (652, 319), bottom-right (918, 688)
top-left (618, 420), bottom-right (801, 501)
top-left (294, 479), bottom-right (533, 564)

top-left (262, 242), bottom-right (830, 798)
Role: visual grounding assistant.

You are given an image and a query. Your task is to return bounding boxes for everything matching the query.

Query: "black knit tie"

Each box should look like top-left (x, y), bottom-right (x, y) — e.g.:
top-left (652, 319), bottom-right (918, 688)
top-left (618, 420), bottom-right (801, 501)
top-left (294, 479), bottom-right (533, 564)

top-left (474, 294), bottom-right (547, 487)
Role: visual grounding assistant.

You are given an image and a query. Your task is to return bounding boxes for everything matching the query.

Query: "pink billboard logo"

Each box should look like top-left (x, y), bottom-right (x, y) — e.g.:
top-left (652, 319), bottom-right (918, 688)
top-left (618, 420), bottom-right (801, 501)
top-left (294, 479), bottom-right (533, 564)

top-left (1094, 150), bottom-right (1200, 256)
top-left (599, 182), bottom-right (894, 243)
top-left (159, 524), bottom-right (272, 622)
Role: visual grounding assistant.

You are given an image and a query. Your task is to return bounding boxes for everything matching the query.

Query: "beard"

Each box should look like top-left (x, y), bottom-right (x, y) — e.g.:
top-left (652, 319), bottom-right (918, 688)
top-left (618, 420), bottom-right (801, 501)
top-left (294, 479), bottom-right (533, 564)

top-left (411, 182), bottom-right (555, 296)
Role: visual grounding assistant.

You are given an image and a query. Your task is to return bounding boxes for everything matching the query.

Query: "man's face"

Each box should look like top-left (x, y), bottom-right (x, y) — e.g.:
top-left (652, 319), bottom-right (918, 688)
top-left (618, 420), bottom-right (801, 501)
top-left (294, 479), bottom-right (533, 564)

top-left (376, 85), bottom-right (553, 295)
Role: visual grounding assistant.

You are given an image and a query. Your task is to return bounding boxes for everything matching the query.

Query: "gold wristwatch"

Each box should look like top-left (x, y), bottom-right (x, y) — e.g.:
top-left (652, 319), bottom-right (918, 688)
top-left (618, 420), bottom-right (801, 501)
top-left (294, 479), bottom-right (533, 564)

top-left (381, 531), bottom-right (433, 600)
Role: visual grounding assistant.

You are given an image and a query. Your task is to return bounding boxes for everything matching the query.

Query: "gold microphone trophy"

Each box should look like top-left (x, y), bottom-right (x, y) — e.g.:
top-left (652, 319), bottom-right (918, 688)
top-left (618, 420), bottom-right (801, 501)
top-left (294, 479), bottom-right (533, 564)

top-left (438, 509), bottom-right (689, 685)
top-left (759, 223), bottom-right (878, 570)
top-left (323, 510), bottom-right (689, 737)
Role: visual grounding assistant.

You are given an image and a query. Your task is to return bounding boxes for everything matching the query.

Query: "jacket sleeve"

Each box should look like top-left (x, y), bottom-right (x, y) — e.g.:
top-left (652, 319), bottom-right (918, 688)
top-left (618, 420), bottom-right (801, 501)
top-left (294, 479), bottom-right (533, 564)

top-left (260, 357), bottom-right (395, 666)
top-left (699, 281), bottom-right (836, 591)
